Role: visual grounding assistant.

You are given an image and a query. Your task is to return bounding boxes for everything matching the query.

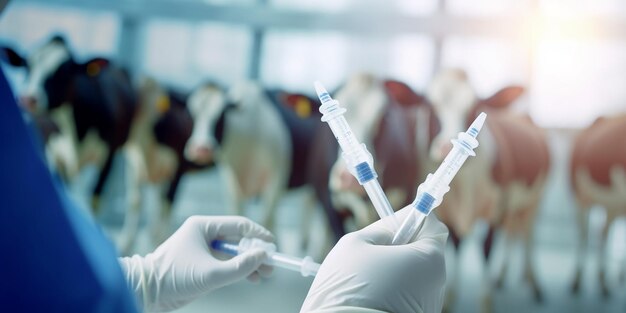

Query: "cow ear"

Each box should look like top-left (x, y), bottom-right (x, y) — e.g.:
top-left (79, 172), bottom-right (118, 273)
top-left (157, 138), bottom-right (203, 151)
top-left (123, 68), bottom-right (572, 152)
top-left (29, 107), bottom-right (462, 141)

top-left (83, 58), bottom-right (110, 77)
top-left (50, 34), bottom-right (68, 47)
top-left (384, 80), bottom-right (425, 106)
top-left (1, 47), bottom-right (27, 67)
top-left (481, 86), bottom-right (525, 108)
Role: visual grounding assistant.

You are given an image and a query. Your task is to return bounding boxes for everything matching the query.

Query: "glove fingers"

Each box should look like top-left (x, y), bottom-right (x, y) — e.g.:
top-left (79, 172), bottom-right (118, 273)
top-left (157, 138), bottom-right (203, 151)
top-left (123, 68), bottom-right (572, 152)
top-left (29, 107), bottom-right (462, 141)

top-left (246, 263), bottom-right (273, 283)
top-left (212, 248), bottom-right (268, 287)
top-left (354, 205), bottom-right (415, 244)
top-left (247, 272), bottom-right (261, 283)
top-left (354, 208), bottom-right (448, 246)
top-left (416, 214), bottom-right (448, 244)
top-left (203, 216), bottom-right (274, 242)
top-left (257, 264), bottom-right (274, 278)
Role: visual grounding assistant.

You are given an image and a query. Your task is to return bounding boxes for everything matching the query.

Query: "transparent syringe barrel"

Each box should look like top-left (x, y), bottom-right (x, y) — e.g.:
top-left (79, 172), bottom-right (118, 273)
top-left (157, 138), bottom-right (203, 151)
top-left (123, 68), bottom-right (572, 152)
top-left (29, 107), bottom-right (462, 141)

top-left (363, 180), bottom-right (397, 224)
top-left (426, 140), bottom-right (471, 198)
top-left (326, 116), bottom-right (362, 158)
top-left (391, 140), bottom-right (474, 245)
top-left (269, 253), bottom-right (320, 277)
top-left (391, 205), bottom-right (428, 245)
top-left (210, 239), bottom-right (320, 277)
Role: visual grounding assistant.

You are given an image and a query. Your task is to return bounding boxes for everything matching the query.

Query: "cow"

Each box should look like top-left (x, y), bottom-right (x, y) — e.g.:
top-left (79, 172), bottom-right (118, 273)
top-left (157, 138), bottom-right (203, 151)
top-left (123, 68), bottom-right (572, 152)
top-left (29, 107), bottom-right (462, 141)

top-left (0, 35), bottom-right (156, 255)
top-left (23, 112), bottom-right (76, 179)
top-left (569, 114), bottom-right (626, 297)
top-left (326, 73), bottom-right (433, 233)
top-left (1, 35), bottom-right (138, 211)
top-left (183, 80), bottom-right (322, 242)
top-left (425, 68), bottom-right (550, 310)
top-left (126, 77), bottom-right (209, 248)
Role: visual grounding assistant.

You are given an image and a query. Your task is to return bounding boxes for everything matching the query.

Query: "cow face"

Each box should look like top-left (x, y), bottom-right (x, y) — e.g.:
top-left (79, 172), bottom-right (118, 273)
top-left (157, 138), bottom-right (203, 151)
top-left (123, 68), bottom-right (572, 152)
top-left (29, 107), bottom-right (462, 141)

top-left (426, 69), bottom-right (477, 161)
top-left (335, 73), bottom-right (387, 145)
top-left (2, 36), bottom-right (72, 112)
top-left (185, 83), bottom-right (227, 165)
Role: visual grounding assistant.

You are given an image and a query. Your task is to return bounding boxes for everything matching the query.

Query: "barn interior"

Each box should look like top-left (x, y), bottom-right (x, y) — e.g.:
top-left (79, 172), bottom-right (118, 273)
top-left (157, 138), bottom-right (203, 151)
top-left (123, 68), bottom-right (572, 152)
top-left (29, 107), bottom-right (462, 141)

top-left (1, 0), bottom-right (625, 312)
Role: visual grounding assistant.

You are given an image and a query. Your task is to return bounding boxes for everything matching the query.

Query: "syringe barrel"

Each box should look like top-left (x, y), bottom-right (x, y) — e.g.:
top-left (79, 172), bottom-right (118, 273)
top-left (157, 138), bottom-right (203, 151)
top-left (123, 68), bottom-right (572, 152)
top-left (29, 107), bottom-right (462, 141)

top-left (326, 116), bottom-right (362, 156)
top-left (363, 180), bottom-right (398, 223)
top-left (268, 252), bottom-right (303, 272)
top-left (391, 205), bottom-right (428, 245)
top-left (210, 239), bottom-right (320, 277)
top-left (268, 253), bottom-right (320, 277)
top-left (426, 141), bottom-right (471, 198)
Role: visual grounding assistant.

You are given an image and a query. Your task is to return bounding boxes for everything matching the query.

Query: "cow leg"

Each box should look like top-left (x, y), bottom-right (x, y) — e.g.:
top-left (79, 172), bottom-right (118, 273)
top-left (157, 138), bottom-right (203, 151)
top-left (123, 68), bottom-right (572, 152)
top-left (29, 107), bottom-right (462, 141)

top-left (522, 220), bottom-right (543, 303)
top-left (483, 223), bottom-right (497, 263)
top-left (221, 165), bottom-right (244, 217)
top-left (494, 231), bottom-right (511, 289)
top-left (443, 227), bottom-right (462, 313)
top-left (571, 206), bottom-right (590, 294)
top-left (299, 187), bottom-right (318, 251)
top-left (314, 183), bottom-right (346, 243)
top-left (117, 144), bottom-right (146, 255)
top-left (92, 148), bottom-right (117, 213)
top-left (258, 175), bottom-right (286, 236)
top-left (621, 241), bottom-right (626, 285)
top-left (149, 164), bottom-right (185, 245)
top-left (479, 230), bottom-right (497, 313)
top-left (598, 214), bottom-right (612, 298)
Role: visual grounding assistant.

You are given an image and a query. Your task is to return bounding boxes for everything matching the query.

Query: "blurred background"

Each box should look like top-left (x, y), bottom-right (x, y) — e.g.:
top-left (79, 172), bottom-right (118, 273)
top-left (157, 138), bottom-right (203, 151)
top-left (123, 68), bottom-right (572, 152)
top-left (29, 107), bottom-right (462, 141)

top-left (1, 0), bottom-right (625, 312)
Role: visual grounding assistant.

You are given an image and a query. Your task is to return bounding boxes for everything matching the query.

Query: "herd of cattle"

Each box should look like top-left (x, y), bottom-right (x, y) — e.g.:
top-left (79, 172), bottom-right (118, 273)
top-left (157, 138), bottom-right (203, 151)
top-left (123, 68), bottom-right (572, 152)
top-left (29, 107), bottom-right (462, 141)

top-left (3, 35), bottom-right (625, 310)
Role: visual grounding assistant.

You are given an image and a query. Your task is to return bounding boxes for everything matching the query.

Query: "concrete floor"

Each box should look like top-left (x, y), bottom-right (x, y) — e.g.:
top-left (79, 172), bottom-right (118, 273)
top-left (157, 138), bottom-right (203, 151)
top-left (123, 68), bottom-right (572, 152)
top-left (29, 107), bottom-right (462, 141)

top-left (70, 129), bottom-right (626, 313)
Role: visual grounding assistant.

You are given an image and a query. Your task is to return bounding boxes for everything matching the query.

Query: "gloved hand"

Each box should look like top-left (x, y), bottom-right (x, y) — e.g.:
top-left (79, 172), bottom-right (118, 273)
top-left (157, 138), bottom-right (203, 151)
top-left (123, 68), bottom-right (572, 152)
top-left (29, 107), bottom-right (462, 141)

top-left (119, 215), bottom-right (274, 312)
top-left (301, 206), bottom-right (448, 313)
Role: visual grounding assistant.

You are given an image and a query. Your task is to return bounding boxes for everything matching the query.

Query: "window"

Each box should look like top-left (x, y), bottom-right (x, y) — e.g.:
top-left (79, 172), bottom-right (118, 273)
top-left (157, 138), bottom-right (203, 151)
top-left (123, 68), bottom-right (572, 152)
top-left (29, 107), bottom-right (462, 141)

top-left (440, 36), bottom-right (528, 100)
top-left (261, 31), bottom-right (433, 92)
top-left (141, 19), bottom-right (251, 89)
top-left (0, 3), bottom-right (119, 93)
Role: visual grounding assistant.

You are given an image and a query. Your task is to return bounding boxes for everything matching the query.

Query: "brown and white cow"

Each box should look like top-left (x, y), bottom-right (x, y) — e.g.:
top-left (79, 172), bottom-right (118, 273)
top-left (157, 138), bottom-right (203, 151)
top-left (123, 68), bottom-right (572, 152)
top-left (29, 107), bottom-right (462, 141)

top-left (570, 114), bottom-right (626, 297)
top-left (426, 69), bottom-right (550, 309)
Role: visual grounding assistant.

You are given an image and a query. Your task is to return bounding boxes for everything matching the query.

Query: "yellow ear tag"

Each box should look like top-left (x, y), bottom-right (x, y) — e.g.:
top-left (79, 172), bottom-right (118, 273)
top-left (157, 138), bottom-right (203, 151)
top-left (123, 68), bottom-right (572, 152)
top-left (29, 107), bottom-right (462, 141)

top-left (86, 62), bottom-right (101, 77)
top-left (295, 97), bottom-right (311, 118)
top-left (156, 94), bottom-right (171, 113)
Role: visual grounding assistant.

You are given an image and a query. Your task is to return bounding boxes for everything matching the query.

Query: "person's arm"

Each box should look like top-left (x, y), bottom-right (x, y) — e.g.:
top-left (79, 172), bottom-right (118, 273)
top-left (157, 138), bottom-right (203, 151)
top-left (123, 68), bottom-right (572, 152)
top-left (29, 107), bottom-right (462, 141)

top-left (301, 206), bottom-right (448, 313)
top-left (119, 216), bottom-right (274, 312)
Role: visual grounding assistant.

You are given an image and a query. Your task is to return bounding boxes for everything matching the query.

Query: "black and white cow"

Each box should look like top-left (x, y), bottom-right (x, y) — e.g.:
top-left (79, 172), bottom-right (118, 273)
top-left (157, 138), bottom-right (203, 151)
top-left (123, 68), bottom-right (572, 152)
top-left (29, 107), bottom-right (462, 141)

top-left (184, 81), bottom-right (324, 246)
top-left (2, 35), bottom-right (142, 253)
top-left (3, 35), bottom-right (137, 205)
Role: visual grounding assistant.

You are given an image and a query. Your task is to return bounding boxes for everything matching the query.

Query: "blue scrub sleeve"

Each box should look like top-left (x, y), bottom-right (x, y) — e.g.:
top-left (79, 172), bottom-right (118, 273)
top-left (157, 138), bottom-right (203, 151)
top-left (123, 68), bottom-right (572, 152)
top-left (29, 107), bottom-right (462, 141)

top-left (0, 68), bottom-right (139, 313)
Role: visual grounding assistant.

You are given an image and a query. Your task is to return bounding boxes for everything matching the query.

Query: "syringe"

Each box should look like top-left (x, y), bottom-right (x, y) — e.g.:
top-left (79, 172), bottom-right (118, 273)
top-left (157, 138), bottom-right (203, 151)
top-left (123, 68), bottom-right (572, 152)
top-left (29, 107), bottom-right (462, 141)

top-left (391, 112), bottom-right (487, 245)
top-left (314, 81), bottom-right (397, 225)
top-left (210, 238), bottom-right (320, 277)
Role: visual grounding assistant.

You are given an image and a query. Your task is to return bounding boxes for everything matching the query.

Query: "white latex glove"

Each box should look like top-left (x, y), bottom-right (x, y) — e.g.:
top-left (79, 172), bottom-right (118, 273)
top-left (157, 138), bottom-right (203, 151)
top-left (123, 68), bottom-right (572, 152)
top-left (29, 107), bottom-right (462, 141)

top-left (301, 206), bottom-right (448, 313)
top-left (119, 215), bottom-right (274, 312)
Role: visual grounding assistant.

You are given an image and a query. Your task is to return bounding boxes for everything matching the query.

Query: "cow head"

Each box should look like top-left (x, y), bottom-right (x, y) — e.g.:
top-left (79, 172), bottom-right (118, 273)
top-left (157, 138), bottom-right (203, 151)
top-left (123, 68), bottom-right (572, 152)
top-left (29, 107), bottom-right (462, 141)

top-left (427, 68), bottom-right (525, 161)
top-left (2, 35), bottom-right (74, 112)
top-left (184, 82), bottom-right (227, 165)
top-left (427, 69), bottom-right (479, 161)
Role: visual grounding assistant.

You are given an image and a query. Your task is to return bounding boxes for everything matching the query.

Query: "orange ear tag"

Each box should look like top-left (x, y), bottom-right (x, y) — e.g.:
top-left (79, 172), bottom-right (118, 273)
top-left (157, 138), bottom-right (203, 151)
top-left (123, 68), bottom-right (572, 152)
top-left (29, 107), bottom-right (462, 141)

top-left (295, 97), bottom-right (311, 118)
top-left (156, 94), bottom-right (171, 113)
top-left (86, 62), bottom-right (101, 77)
